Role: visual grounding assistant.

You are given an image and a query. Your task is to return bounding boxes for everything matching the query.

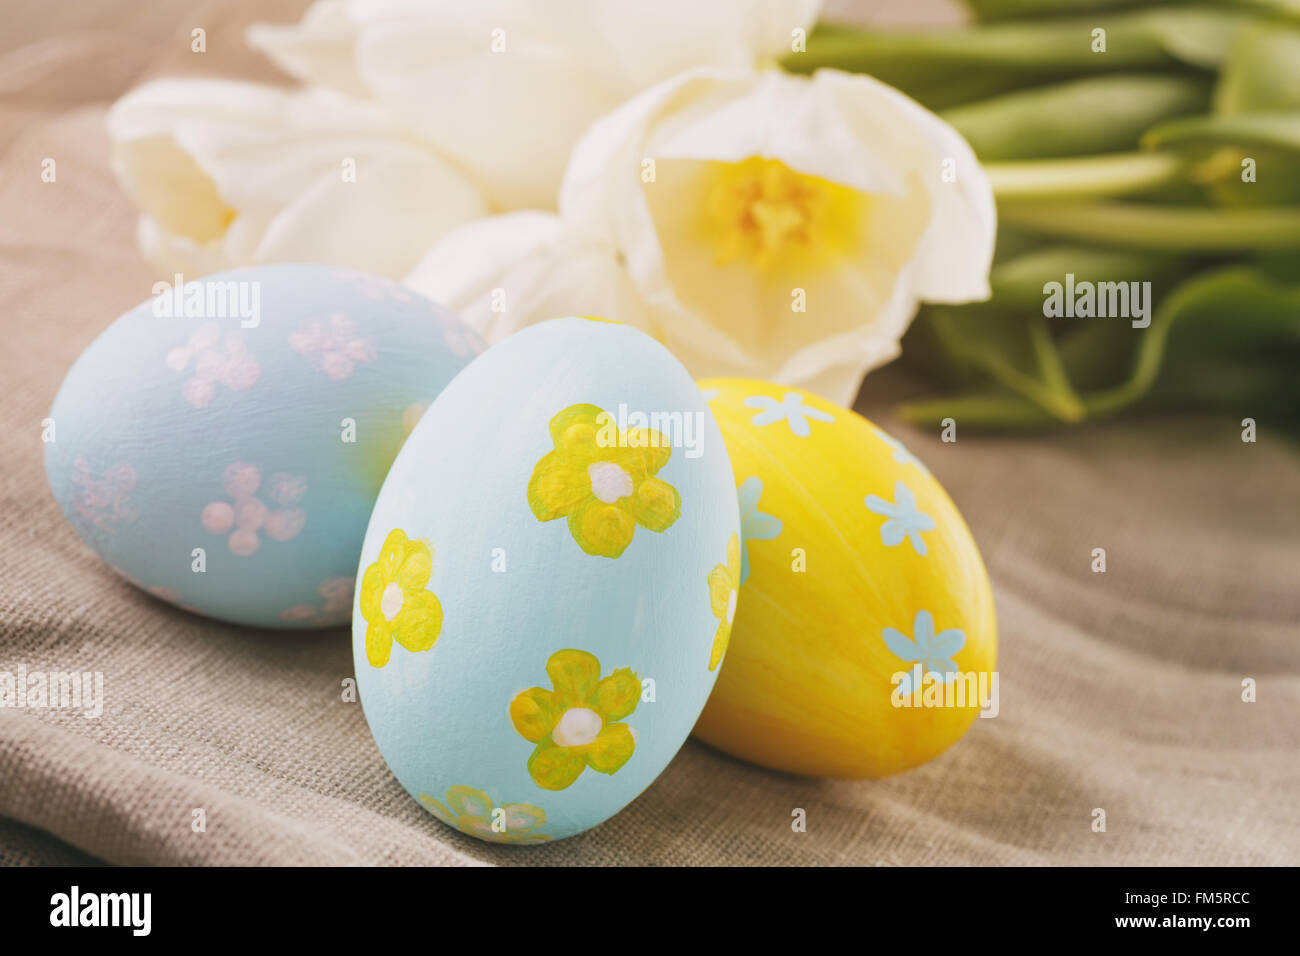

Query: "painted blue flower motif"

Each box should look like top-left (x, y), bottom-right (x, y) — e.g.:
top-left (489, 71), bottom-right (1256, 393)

top-left (882, 610), bottom-right (966, 695)
top-left (737, 476), bottom-right (782, 583)
top-left (865, 480), bottom-right (935, 556)
top-left (872, 427), bottom-right (929, 474)
top-left (744, 392), bottom-right (834, 438)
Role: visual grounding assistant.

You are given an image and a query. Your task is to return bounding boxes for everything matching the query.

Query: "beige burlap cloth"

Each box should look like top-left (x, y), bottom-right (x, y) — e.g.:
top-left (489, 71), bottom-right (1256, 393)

top-left (1, 0), bottom-right (1297, 866)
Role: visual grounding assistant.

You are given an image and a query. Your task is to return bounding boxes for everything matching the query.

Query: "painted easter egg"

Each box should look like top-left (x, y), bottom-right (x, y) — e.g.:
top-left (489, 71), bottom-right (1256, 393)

top-left (353, 317), bottom-right (740, 843)
top-left (44, 264), bottom-right (482, 629)
top-left (691, 379), bottom-right (997, 779)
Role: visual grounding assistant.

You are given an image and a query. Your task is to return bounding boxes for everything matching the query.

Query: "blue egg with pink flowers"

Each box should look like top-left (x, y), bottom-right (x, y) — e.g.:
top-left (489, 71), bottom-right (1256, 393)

top-left (44, 263), bottom-right (481, 629)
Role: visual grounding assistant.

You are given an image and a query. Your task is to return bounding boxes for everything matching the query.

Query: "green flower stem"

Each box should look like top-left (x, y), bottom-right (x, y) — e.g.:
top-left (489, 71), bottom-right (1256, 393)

top-left (898, 392), bottom-right (1060, 427)
top-left (787, 8), bottom-right (1253, 73)
top-left (897, 297), bottom-right (1175, 428)
top-left (1142, 112), bottom-right (1300, 154)
top-left (967, 0), bottom-right (1300, 20)
top-left (927, 312), bottom-right (1087, 422)
top-left (781, 19), bottom-right (1170, 108)
top-left (996, 202), bottom-right (1300, 249)
top-left (899, 266), bottom-right (1300, 428)
top-left (788, 20), bottom-right (1171, 74)
top-left (987, 152), bottom-right (1192, 201)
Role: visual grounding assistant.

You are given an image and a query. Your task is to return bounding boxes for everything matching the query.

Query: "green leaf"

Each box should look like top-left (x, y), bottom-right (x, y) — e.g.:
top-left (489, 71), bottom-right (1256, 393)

top-left (902, 244), bottom-right (1191, 422)
top-left (1146, 21), bottom-right (1300, 205)
top-left (1214, 19), bottom-right (1300, 114)
top-left (989, 245), bottom-right (1190, 308)
top-left (900, 266), bottom-right (1300, 429)
top-left (942, 74), bottom-right (1212, 160)
top-left (1075, 265), bottom-right (1300, 417)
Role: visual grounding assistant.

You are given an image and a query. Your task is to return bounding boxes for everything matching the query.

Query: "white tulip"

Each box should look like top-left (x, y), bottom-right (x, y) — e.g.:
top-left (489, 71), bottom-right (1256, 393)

top-left (409, 67), bottom-right (996, 404)
top-left (248, 0), bottom-right (822, 210)
top-left (108, 79), bottom-right (488, 278)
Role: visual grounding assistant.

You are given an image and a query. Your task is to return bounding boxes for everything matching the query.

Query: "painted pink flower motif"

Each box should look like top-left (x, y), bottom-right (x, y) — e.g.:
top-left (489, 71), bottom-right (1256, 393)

top-left (70, 458), bottom-right (138, 532)
top-left (228, 529), bottom-right (260, 557)
top-left (263, 508), bottom-right (306, 542)
top-left (289, 313), bottom-right (376, 381)
top-left (200, 501), bottom-right (234, 533)
top-left (222, 461), bottom-right (261, 499)
top-left (267, 472), bottom-right (307, 507)
top-left (279, 577), bottom-right (355, 624)
top-left (167, 323), bottom-right (261, 408)
top-left (318, 577), bottom-right (354, 615)
top-left (202, 462), bottom-right (307, 556)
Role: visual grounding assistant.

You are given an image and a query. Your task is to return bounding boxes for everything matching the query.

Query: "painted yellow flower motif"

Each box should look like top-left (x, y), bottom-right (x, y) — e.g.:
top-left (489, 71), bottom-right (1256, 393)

top-left (708, 532), bottom-right (741, 671)
top-left (527, 403), bottom-right (680, 558)
top-left (419, 786), bottom-right (550, 845)
top-left (510, 649), bottom-right (640, 791)
top-left (358, 528), bottom-right (443, 668)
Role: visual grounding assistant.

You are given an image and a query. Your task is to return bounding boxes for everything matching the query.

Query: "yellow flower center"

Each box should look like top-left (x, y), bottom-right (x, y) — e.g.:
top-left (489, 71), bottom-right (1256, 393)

top-left (553, 707), bottom-right (603, 747)
top-left (702, 156), bottom-right (863, 271)
top-left (588, 461), bottom-right (633, 504)
top-left (380, 581), bottom-right (405, 621)
top-left (726, 589), bottom-right (738, 626)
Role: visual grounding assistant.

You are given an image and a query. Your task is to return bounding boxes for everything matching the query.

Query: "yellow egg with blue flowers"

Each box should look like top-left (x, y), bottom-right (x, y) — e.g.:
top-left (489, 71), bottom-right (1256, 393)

top-left (692, 379), bottom-right (997, 779)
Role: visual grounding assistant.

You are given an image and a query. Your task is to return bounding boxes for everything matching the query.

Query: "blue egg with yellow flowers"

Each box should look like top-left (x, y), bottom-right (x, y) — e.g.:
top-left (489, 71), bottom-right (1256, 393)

top-left (353, 317), bottom-right (740, 841)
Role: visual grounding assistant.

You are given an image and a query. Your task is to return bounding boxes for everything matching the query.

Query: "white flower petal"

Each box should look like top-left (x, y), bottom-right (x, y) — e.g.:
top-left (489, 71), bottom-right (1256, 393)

top-left (246, 1), bottom-right (369, 96)
top-left (404, 212), bottom-right (649, 343)
top-left (107, 78), bottom-right (288, 142)
top-left (255, 149), bottom-right (488, 278)
top-left (352, 7), bottom-right (608, 210)
top-left (646, 72), bottom-right (908, 196)
top-left (811, 69), bottom-right (996, 303)
top-left (560, 0), bottom-right (820, 93)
